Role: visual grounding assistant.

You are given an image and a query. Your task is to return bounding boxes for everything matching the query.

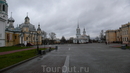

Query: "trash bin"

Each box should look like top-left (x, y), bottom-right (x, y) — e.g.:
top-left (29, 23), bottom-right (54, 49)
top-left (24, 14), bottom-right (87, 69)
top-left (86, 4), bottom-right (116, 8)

top-left (49, 47), bottom-right (51, 51)
top-left (38, 50), bottom-right (41, 54)
top-left (121, 45), bottom-right (126, 50)
top-left (41, 50), bottom-right (46, 54)
top-left (55, 46), bottom-right (58, 50)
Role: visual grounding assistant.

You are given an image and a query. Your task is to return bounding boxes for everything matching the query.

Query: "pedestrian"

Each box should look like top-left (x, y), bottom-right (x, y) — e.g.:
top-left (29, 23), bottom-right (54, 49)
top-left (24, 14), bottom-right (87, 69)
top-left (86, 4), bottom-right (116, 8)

top-left (105, 42), bottom-right (107, 45)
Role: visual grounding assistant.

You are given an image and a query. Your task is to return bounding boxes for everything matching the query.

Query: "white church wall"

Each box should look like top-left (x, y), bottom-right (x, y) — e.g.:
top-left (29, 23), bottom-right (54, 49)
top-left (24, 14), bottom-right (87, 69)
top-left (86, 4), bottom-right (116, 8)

top-left (0, 21), bottom-right (6, 46)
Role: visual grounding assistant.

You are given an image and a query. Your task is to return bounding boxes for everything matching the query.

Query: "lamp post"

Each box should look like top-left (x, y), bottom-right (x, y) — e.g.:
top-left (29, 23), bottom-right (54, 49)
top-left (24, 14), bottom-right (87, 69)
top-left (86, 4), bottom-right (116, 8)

top-left (36, 32), bottom-right (39, 52)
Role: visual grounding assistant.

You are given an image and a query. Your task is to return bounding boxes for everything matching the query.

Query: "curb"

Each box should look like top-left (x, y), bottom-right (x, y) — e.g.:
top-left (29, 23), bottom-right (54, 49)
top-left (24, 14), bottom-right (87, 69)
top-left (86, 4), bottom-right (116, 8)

top-left (0, 55), bottom-right (39, 73)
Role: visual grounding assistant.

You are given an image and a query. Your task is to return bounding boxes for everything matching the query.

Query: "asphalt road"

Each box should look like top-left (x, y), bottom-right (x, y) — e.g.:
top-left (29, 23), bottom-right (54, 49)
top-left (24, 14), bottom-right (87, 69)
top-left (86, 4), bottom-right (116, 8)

top-left (2, 43), bottom-right (130, 73)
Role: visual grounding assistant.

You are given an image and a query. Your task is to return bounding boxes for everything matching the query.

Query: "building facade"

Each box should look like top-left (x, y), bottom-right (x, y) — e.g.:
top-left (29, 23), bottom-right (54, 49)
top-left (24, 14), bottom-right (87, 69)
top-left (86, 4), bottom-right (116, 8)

top-left (5, 15), bottom-right (42, 46)
top-left (0, 0), bottom-right (8, 46)
top-left (0, 0), bottom-right (42, 46)
top-left (106, 22), bottom-right (130, 44)
top-left (73, 24), bottom-right (89, 44)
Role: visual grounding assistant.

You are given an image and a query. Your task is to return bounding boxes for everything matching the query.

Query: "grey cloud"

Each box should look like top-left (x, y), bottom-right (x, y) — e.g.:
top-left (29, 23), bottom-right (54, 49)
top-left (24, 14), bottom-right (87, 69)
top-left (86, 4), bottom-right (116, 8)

top-left (7, 0), bottom-right (130, 39)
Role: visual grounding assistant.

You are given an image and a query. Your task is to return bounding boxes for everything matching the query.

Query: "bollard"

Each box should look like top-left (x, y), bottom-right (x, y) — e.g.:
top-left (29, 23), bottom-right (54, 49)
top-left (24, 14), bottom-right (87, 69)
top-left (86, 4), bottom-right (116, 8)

top-left (121, 45), bottom-right (126, 50)
top-left (42, 50), bottom-right (46, 54)
top-left (55, 46), bottom-right (58, 50)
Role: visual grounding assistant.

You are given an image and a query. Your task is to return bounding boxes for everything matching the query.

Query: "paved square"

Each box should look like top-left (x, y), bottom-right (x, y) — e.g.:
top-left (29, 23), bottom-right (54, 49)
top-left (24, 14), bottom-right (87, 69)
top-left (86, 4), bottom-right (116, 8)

top-left (2, 43), bottom-right (130, 73)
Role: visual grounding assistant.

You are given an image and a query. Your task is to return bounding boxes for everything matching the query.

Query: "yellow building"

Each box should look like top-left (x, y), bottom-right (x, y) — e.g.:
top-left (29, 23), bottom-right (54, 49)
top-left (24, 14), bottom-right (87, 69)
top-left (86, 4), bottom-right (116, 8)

top-left (106, 22), bottom-right (130, 44)
top-left (106, 30), bottom-right (117, 43)
top-left (5, 15), bottom-right (42, 46)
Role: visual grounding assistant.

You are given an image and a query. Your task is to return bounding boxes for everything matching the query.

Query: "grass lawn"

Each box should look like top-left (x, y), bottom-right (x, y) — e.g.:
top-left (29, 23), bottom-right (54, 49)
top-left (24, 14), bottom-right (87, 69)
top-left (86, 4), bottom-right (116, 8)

top-left (0, 46), bottom-right (32, 52)
top-left (0, 47), bottom-right (55, 70)
top-left (0, 49), bottom-right (37, 69)
top-left (126, 46), bottom-right (130, 49)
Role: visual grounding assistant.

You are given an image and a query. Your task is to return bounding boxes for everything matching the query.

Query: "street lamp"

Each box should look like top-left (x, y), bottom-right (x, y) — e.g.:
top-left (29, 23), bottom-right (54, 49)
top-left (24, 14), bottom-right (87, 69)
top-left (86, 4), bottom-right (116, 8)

top-left (36, 32), bottom-right (39, 52)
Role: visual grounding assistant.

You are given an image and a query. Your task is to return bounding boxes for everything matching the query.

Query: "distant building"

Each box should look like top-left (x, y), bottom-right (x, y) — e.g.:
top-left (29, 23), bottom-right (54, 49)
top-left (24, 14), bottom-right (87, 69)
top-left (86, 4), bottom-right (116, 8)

top-left (106, 22), bottom-right (130, 44)
top-left (106, 30), bottom-right (117, 43)
top-left (73, 24), bottom-right (89, 44)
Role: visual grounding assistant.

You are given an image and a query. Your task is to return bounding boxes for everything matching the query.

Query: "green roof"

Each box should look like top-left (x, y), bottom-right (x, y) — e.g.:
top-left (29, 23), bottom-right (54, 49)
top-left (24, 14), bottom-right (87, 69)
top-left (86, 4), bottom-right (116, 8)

top-left (0, 1), bottom-right (8, 5)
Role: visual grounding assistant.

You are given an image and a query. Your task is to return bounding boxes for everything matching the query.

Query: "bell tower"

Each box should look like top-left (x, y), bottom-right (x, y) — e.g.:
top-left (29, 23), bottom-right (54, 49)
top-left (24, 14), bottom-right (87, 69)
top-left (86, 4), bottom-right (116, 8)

top-left (76, 23), bottom-right (81, 39)
top-left (0, 0), bottom-right (8, 46)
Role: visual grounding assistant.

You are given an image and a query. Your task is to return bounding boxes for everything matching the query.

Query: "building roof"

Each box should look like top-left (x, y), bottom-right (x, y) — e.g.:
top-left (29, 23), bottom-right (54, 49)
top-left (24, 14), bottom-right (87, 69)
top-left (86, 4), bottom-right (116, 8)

top-left (19, 23), bottom-right (36, 31)
top-left (19, 16), bottom-right (36, 31)
top-left (8, 17), bottom-right (15, 22)
top-left (37, 24), bottom-right (41, 31)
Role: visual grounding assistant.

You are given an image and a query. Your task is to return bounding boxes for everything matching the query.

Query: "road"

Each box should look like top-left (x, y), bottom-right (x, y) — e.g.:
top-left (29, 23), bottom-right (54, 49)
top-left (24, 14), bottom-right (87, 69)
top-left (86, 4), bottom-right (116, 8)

top-left (2, 43), bottom-right (130, 73)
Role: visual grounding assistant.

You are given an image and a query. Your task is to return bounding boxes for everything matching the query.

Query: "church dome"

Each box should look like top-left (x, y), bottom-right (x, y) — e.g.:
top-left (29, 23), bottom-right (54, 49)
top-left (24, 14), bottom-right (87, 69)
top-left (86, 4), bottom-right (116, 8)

top-left (25, 16), bottom-right (29, 20)
top-left (19, 23), bottom-right (36, 31)
top-left (8, 17), bottom-right (15, 22)
top-left (19, 16), bottom-right (36, 31)
top-left (37, 24), bottom-right (41, 31)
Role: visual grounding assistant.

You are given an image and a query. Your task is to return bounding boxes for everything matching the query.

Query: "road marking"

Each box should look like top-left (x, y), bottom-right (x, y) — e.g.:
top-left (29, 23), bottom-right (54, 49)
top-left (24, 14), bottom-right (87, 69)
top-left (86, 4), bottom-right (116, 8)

top-left (62, 55), bottom-right (69, 73)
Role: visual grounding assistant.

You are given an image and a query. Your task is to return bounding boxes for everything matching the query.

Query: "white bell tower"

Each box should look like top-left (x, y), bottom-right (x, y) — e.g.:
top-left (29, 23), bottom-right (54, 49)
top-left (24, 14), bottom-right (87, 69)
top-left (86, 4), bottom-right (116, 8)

top-left (76, 24), bottom-right (81, 39)
top-left (0, 0), bottom-right (8, 46)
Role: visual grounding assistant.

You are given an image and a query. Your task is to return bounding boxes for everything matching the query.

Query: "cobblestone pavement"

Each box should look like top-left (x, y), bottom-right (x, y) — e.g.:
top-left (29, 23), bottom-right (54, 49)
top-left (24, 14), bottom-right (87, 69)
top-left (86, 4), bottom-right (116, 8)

top-left (2, 43), bottom-right (130, 73)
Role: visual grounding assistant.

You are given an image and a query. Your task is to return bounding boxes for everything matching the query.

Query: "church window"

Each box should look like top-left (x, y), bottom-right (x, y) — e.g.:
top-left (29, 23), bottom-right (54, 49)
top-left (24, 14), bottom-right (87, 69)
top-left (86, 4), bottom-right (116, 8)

top-left (0, 5), bottom-right (1, 11)
top-left (3, 5), bottom-right (5, 11)
top-left (14, 36), bottom-right (17, 39)
top-left (7, 34), bottom-right (9, 42)
top-left (26, 37), bottom-right (28, 40)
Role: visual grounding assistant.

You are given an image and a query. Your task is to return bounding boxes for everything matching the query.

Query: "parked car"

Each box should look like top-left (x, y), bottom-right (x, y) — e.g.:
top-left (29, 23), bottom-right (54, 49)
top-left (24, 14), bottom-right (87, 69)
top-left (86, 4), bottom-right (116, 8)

top-left (26, 43), bottom-right (34, 46)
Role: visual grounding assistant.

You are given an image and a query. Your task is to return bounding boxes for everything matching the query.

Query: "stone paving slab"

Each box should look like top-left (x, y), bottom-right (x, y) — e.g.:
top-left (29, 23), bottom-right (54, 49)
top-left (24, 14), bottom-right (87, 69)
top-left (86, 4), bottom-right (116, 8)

top-left (1, 43), bottom-right (130, 73)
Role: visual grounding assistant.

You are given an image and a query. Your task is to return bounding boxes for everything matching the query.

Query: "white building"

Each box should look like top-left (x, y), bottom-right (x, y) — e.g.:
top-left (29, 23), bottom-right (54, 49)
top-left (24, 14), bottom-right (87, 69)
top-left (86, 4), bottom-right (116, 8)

top-left (0, 0), bottom-right (8, 46)
top-left (73, 24), bottom-right (89, 44)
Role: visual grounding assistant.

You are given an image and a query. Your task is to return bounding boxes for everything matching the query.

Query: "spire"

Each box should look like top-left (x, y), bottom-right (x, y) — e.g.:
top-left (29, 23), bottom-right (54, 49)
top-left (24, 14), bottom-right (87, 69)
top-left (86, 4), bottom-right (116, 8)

top-left (27, 12), bottom-right (28, 17)
top-left (77, 24), bottom-right (79, 28)
top-left (77, 21), bottom-right (79, 28)
top-left (11, 12), bottom-right (12, 17)
top-left (83, 28), bottom-right (86, 35)
top-left (76, 21), bottom-right (81, 36)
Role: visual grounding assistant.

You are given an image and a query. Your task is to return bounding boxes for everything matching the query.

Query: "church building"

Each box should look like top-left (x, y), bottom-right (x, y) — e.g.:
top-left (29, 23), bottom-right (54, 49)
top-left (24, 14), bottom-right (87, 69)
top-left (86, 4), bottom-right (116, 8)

top-left (73, 24), bottom-right (89, 44)
top-left (0, 0), bottom-right (42, 47)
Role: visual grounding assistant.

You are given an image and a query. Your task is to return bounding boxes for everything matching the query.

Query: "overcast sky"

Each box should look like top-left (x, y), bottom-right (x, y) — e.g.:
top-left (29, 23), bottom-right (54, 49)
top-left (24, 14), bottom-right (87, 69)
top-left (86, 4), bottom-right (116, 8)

top-left (7, 0), bottom-right (130, 39)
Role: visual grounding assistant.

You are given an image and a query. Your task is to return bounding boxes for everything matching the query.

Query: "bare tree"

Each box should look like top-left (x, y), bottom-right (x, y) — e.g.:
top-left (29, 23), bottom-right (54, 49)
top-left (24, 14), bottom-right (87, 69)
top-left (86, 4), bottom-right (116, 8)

top-left (41, 31), bottom-right (47, 45)
top-left (68, 37), bottom-right (74, 43)
top-left (100, 30), bottom-right (105, 41)
top-left (49, 32), bottom-right (56, 44)
top-left (42, 31), bottom-right (47, 40)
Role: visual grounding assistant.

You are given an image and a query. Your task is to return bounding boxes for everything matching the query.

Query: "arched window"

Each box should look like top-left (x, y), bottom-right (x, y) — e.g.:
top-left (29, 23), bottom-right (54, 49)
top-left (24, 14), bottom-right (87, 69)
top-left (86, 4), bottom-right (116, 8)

top-left (0, 5), bottom-right (1, 11)
top-left (3, 5), bottom-right (5, 11)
